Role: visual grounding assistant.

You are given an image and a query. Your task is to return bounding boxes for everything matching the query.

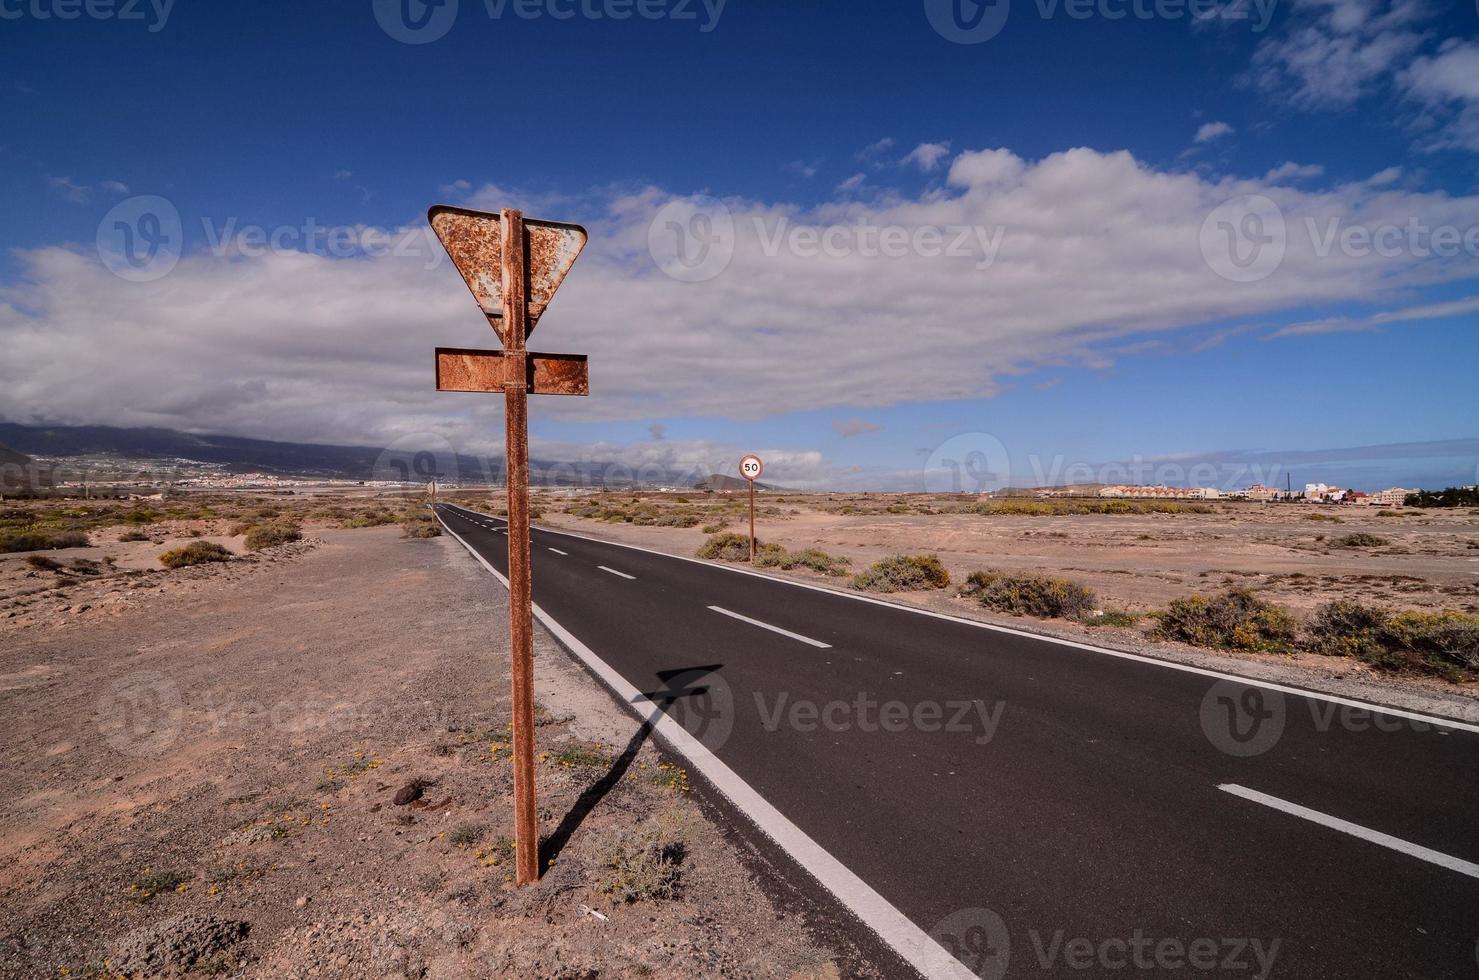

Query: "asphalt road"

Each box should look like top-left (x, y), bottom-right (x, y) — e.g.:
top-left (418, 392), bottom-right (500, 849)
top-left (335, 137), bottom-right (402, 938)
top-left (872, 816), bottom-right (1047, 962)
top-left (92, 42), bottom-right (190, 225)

top-left (435, 503), bottom-right (1479, 980)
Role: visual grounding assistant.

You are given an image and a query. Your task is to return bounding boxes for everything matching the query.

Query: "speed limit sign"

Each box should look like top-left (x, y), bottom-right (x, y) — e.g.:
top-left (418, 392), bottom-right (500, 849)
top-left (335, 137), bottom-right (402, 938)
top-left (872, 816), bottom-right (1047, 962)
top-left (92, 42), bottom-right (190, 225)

top-left (739, 454), bottom-right (764, 482)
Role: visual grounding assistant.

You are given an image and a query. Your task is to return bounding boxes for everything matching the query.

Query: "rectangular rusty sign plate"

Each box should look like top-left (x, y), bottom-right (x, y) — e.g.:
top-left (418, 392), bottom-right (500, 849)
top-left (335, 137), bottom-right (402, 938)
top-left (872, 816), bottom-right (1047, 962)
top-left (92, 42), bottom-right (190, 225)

top-left (427, 205), bottom-right (587, 342)
top-left (435, 348), bottom-right (589, 396)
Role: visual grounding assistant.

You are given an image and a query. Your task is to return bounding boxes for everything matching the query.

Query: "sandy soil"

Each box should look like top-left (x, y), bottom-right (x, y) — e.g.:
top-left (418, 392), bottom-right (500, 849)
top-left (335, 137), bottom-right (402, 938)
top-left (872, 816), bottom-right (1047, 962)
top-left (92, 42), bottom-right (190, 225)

top-left (0, 525), bottom-right (854, 979)
top-left (534, 495), bottom-right (1479, 718)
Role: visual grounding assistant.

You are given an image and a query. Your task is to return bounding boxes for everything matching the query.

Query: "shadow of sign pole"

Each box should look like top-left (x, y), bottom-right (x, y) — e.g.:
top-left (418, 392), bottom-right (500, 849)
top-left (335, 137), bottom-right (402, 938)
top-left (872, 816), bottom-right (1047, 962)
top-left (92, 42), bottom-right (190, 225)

top-left (429, 204), bottom-right (589, 886)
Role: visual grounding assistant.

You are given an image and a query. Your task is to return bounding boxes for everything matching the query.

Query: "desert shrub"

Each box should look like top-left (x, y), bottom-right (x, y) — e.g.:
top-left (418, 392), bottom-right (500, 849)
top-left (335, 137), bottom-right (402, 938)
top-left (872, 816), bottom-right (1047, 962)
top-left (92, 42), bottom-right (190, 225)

top-left (592, 814), bottom-right (688, 903)
top-left (700, 522), bottom-right (726, 534)
top-left (1083, 609), bottom-right (1141, 628)
top-left (753, 545), bottom-right (850, 576)
top-left (118, 529), bottom-right (151, 542)
top-left (0, 530), bottom-right (90, 553)
top-left (1333, 532), bottom-right (1389, 548)
top-left (653, 512), bottom-right (700, 528)
top-left (402, 517), bottom-right (442, 539)
top-left (696, 532), bottom-right (754, 562)
top-left (26, 554), bottom-right (63, 571)
top-left (343, 509), bottom-right (397, 529)
top-left (243, 523), bottom-right (301, 551)
top-left (1376, 510), bottom-right (1406, 517)
top-left (1309, 601), bottom-right (1479, 679)
top-left (961, 569), bottom-right (1096, 619)
top-left (850, 554), bottom-right (950, 593)
top-left (447, 823), bottom-right (485, 847)
top-left (159, 541), bottom-right (233, 569)
top-left (1153, 589), bottom-right (1297, 653)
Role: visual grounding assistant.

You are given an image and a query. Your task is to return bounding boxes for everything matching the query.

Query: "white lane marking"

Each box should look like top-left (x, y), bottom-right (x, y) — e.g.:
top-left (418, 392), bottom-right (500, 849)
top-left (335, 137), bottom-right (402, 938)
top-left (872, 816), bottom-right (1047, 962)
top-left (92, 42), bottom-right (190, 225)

top-left (597, 565), bottom-right (635, 580)
top-left (444, 507), bottom-right (1479, 734)
top-left (708, 605), bottom-right (832, 648)
top-left (434, 512), bottom-right (976, 980)
top-left (548, 548), bottom-right (568, 556)
top-left (1219, 784), bottom-right (1479, 880)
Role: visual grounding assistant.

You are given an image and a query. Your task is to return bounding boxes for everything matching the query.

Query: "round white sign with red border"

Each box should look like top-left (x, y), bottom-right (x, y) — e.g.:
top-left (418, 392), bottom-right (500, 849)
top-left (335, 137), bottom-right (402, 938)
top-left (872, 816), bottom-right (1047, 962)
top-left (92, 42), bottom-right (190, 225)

top-left (738, 454), bottom-right (764, 482)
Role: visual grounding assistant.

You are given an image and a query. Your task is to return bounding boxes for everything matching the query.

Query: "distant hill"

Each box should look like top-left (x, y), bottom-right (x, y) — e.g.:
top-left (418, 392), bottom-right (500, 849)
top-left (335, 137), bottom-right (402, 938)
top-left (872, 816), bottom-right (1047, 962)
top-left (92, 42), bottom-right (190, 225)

top-left (694, 473), bottom-right (779, 492)
top-left (0, 442), bottom-right (52, 490)
top-left (0, 422), bottom-right (660, 488)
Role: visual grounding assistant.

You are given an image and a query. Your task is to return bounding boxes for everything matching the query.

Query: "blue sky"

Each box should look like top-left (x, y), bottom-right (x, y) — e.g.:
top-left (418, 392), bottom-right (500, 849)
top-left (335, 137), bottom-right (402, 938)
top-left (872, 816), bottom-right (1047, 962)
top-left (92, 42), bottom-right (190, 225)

top-left (2, 0), bottom-right (1477, 490)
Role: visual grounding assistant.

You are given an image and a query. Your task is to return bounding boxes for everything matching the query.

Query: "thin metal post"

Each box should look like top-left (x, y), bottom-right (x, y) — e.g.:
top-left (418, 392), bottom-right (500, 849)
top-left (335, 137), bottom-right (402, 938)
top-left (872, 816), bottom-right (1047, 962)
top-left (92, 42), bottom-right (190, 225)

top-left (501, 208), bottom-right (539, 887)
top-left (749, 478), bottom-right (755, 561)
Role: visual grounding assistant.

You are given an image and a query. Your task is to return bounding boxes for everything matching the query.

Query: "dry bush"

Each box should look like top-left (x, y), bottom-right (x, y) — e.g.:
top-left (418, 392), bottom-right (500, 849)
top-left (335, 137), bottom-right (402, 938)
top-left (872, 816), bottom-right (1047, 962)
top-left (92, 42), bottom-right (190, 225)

top-left (590, 811), bottom-right (690, 904)
top-left (1309, 600), bottom-right (1479, 680)
top-left (850, 554), bottom-right (950, 593)
top-left (754, 544), bottom-right (850, 576)
top-left (1332, 532), bottom-right (1389, 548)
top-left (243, 523), bottom-right (301, 551)
top-left (159, 541), bottom-right (233, 569)
top-left (696, 532), bottom-right (754, 561)
top-left (1153, 589), bottom-right (1297, 653)
top-left (961, 569), bottom-right (1096, 619)
top-left (0, 530), bottom-right (90, 553)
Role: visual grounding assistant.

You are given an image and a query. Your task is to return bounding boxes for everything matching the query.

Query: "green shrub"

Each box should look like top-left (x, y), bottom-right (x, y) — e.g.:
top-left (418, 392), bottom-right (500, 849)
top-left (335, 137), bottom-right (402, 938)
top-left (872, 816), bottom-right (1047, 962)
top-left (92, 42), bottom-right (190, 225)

top-left (1308, 601), bottom-right (1479, 679)
top-left (1333, 532), bottom-right (1389, 548)
top-left (1083, 609), bottom-right (1141, 628)
top-left (961, 569), bottom-right (1096, 619)
top-left (343, 510), bottom-right (397, 528)
top-left (696, 532), bottom-right (754, 562)
top-left (159, 541), bottom-right (233, 569)
top-left (850, 554), bottom-right (950, 593)
top-left (0, 530), bottom-right (90, 553)
top-left (1153, 589), bottom-right (1297, 653)
top-left (243, 523), bottom-right (301, 551)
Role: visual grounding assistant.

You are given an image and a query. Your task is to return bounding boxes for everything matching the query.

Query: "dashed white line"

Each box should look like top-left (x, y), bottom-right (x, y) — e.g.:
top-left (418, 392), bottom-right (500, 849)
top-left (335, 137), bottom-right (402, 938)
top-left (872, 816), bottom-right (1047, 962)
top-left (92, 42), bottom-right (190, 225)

top-left (1219, 784), bottom-right (1479, 880)
top-left (708, 605), bottom-right (832, 649)
top-left (597, 565), bottom-right (635, 580)
top-left (549, 548), bottom-right (568, 556)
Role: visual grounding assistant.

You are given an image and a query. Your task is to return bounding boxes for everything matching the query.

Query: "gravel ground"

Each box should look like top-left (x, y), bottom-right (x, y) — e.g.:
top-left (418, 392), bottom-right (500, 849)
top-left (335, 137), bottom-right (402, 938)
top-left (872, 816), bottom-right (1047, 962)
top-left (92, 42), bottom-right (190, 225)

top-left (0, 526), bottom-right (856, 979)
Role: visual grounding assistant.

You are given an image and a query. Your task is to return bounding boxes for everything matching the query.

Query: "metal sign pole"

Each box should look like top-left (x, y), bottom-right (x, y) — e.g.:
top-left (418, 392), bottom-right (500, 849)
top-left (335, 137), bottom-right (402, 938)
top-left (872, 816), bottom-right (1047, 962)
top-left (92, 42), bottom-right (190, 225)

top-left (499, 209), bottom-right (539, 888)
top-left (749, 478), bottom-right (756, 561)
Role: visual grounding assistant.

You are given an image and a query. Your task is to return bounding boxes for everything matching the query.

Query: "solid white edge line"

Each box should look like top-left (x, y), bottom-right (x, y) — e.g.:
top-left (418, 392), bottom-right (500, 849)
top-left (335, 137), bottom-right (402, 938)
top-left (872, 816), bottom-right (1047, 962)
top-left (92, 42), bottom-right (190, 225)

top-left (597, 565), bottom-right (635, 580)
top-left (549, 548), bottom-right (568, 556)
top-left (436, 505), bottom-right (1479, 735)
top-left (434, 510), bottom-right (975, 980)
top-left (1218, 784), bottom-right (1479, 880)
top-left (709, 605), bottom-right (832, 649)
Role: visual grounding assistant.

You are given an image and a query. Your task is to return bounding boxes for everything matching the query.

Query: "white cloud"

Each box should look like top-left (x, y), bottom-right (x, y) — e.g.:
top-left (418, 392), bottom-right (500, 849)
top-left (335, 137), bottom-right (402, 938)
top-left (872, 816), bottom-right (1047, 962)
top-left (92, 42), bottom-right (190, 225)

top-left (48, 176), bottom-right (132, 202)
top-left (1272, 295), bottom-right (1479, 337)
top-left (1400, 39), bottom-right (1479, 152)
top-left (835, 173), bottom-right (866, 193)
top-left (1194, 121), bottom-right (1234, 143)
top-left (1263, 161), bottom-right (1326, 182)
top-left (5, 145), bottom-right (1479, 457)
top-left (903, 142), bottom-right (952, 172)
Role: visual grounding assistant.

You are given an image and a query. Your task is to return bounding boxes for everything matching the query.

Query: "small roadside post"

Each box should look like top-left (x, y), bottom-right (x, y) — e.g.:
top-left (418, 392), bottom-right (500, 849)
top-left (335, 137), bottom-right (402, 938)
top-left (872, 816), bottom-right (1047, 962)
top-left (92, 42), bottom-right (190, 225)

top-left (739, 454), bottom-right (763, 561)
top-left (428, 204), bottom-right (589, 887)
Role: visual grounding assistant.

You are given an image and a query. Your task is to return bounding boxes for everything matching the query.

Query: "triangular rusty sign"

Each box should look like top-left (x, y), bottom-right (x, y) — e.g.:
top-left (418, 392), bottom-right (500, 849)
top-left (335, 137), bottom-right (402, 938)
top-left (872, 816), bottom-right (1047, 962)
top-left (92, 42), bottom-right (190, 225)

top-left (428, 204), bottom-right (588, 343)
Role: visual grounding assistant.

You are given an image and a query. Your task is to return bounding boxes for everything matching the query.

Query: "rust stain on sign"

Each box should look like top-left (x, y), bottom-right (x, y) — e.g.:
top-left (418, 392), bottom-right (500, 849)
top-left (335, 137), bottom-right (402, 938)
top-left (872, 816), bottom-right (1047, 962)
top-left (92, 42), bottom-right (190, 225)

top-left (428, 205), bottom-right (587, 342)
top-left (435, 347), bottom-right (589, 396)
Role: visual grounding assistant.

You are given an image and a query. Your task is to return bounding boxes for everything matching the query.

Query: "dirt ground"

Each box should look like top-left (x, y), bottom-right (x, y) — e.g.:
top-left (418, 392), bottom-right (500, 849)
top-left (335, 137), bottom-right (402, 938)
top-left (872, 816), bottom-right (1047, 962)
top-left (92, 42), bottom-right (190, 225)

top-left (0, 524), bottom-right (853, 979)
top-left (533, 493), bottom-right (1479, 716)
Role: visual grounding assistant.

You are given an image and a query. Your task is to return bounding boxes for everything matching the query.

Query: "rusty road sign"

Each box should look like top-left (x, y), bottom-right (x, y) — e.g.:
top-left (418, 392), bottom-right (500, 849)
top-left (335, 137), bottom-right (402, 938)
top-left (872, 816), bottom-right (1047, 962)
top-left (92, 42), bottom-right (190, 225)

top-left (430, 205), bottom-right (589, 887)
top-left (739, 454), bottom-right (763, 561)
